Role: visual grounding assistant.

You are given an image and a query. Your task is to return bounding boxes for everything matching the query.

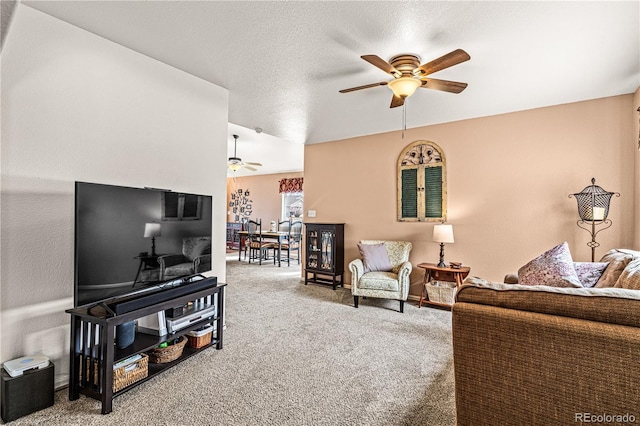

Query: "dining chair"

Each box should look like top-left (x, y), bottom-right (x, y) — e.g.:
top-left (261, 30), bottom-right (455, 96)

top-left (240, 218), bottom-right (249, 260)
top-left (246, 219), bottom-right (275, 265)
top-left (280, 220), bottom-right (303, 266)
top-left (277, 218), bottom-right (291, 233)
top-left (274, 218), bottom-right (291, 265)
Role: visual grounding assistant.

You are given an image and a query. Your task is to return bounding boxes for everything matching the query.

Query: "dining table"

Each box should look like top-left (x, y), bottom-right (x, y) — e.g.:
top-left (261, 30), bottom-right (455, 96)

top-left (237, 230), bottom-right (289, 266)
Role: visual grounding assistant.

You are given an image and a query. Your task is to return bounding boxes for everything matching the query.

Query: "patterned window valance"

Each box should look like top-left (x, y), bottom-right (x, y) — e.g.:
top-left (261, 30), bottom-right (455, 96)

top-left (279, 178), bottom-right (303, 193)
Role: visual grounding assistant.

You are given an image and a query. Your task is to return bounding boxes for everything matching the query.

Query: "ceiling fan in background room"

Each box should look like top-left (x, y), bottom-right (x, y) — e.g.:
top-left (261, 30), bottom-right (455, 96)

top-left (228, 134), bottom-right (262, 172)
top-left (339, 49), bottom-right (471, 108)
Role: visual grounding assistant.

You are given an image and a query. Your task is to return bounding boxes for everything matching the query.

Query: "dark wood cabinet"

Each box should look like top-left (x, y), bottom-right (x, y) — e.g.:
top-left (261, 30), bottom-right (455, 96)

top-left (304, 223), bottom-right (345, 290)
top-left (226, 222), bottom-right (243, 249)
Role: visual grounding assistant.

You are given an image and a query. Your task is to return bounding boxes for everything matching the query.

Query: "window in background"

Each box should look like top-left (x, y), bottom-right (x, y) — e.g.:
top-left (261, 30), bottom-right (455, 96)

top-left (282, 192), bottom-right (303, 221)
top-left (279, 177), bottom-right (304, 221)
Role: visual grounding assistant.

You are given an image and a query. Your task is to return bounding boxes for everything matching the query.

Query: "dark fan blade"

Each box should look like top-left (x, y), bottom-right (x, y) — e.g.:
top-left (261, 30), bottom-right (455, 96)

top-left (420, 78), bottom-right (468, 94)
top-left (416, 49), bottom-right (470, 76)
top-left (361, 55), bottom-right (399, 76)
top-left (339, 81), bottom-right (388, 93)
top-left (390, 94), bottom-right (404, 108)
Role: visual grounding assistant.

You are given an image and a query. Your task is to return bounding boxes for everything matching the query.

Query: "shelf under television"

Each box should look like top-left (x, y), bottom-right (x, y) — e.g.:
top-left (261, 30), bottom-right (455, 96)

top-left (114, 315), bottom-right (220, 363)
top-left (67, 282), bottom-right (225, 414)
top-left (114, 339), bottom-right (220, 398)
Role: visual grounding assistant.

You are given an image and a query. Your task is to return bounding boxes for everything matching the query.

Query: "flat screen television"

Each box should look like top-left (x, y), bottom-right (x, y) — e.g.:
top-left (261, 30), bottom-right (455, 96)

top-left (74, 182), bottom-right (213, 308)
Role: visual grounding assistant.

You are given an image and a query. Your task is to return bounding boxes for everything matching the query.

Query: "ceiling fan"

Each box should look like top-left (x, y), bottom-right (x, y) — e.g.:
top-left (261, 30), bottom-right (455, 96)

top-left (228, 134), bottom-right (262, 172)
top-left (339, 49), bottom-right (470, 108)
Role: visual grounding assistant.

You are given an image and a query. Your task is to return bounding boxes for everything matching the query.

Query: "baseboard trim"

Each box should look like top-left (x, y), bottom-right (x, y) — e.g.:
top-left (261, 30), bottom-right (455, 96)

top-left (300, 278), bottom-right (422, 303)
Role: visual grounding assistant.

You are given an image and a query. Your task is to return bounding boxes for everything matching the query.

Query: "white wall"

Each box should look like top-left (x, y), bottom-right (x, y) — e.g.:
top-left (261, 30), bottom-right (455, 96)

top-left (0, 5), bottom-right (229, 386)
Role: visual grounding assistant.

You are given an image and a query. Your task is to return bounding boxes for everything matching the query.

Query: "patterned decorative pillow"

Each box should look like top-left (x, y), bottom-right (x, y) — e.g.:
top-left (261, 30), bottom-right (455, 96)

top-left (595, 249), bottom-right (636, 288)
top-left (614, 258), bottom-right (640, 290)
top-left (358, 243), bottom-right (392, 273)
top-left (573, 262), bottom-right (609, 288)
top-left (518, 242), bottom-right (582, 288)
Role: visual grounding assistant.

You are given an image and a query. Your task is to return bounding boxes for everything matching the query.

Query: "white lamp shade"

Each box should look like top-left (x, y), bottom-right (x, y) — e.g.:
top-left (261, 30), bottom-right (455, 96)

top-left (387, 77), bottom-right (422, 98)
top-left (433, 224), bottom-right (454, 244)
top-left (144, 222), bottom-right (161, 238)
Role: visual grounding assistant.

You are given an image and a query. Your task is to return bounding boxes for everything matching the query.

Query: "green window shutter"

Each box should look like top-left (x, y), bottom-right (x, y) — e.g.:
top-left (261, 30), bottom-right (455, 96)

top-left (162, 193), bottom-right (202, 220)
top-left (424, 166), bottom-right (443, 218)
top-left (162, 192), bottom-right (180, 219)
top-left (401, 168), bottom-right (418, 218)
top-left (182, 194), bottom-right (202, 219)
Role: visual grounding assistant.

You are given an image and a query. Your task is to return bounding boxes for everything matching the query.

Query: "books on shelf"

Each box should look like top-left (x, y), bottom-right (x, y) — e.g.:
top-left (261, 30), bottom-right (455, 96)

top-left (113, 354), bottom-right (142, 371)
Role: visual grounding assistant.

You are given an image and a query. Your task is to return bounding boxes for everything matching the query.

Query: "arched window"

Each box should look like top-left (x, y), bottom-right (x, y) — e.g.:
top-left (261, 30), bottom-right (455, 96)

top-left (397, 140), bottom-right (446, 222)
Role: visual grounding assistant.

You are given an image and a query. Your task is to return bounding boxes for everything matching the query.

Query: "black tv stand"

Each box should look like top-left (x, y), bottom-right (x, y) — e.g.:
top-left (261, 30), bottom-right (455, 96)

top-left (87, 302), bottom-right (116, 318)
top-left (66, 280), bottom-right (225, 414)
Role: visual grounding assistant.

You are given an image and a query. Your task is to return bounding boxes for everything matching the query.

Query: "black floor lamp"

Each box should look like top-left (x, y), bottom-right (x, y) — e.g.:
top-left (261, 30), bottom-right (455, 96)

top-left (569, 178), bottom-right (619, 262)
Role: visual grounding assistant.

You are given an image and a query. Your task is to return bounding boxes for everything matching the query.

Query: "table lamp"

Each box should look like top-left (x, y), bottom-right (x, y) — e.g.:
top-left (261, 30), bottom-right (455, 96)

top-left (144, 222), bottom-right (161, 256)
top-left (433, 224), bottom-right (454, 268)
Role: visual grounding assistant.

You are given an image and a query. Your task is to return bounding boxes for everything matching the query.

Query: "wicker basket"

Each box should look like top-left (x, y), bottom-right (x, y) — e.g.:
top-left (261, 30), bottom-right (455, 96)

top-left (186, 326), bottom-right (213, 349)
top-left (113, 354), bottom-right (149, 392)
top-left (425, 281), bottom-right (457, 305)
top-left (85, 354), bottom-right (149, 392)
top-left (147, 336), bottom-right (187, 364)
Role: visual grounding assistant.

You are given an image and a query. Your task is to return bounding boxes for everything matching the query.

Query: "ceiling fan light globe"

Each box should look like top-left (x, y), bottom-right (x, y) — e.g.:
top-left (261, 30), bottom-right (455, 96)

top-left (228, 156), bottom-right (243, 171)
top-left (388, 77), bottom-right (421, 99)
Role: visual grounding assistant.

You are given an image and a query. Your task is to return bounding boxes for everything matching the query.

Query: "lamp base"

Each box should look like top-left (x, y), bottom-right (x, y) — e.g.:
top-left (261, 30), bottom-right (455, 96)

top-left (437, 242), bottom-right (446, 268)
top-left (151, 237), bottom-right (157, 257)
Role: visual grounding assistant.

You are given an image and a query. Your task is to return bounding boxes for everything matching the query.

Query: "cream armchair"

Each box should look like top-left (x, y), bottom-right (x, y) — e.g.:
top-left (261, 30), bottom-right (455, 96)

top-left (348, 240), bottom-right (412, 313)
top-left (158, 236), bottom-right (211, 281)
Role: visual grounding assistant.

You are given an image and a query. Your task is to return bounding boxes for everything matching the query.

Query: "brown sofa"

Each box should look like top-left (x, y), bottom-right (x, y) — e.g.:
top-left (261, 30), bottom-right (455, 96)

top-left (452, 249), bottom-right (640, 425)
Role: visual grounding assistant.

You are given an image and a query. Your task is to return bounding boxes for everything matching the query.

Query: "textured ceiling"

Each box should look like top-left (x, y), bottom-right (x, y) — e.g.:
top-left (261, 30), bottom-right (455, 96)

top-left (18, 1), bottom-right (640, 176)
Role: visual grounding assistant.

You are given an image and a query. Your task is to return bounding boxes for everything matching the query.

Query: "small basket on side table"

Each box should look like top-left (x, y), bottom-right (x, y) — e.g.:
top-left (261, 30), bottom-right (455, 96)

top-left (425, 281), bottom-right (458, 305)
top-left (417, 262), bottom-right (471, 308)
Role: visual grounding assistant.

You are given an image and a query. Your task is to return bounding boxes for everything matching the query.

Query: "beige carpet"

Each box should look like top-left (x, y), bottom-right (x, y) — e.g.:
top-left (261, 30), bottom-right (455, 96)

top-left (6, 254), bottom-right (456, 425)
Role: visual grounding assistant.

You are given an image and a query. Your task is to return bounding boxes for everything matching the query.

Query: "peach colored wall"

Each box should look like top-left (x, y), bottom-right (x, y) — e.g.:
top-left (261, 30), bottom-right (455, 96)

top-left (304, 95), bottom-right (635, 296)
top-left (226, 171), bottom-right (304, 226)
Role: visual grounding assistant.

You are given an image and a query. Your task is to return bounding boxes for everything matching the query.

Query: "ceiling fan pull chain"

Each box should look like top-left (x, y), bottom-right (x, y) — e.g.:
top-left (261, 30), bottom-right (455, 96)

top-left (402, 102), bottom-right (407, 139)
